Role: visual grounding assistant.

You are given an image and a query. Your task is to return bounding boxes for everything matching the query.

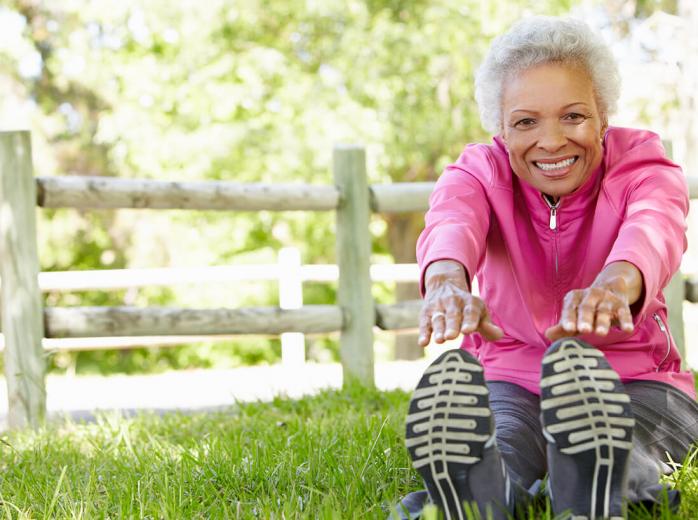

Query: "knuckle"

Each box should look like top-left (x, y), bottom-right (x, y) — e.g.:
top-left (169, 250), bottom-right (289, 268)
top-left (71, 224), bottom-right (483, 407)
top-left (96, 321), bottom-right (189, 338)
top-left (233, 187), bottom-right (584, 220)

top-left (444, 293), bottom-right (463, 305)
top-left (579, 302), bottom-right (596, 313)
top-left (597, 301), bottom-right (614, 312)
top-left (462, 305), bottom-right (481, 317)
top-left (445, 312), bottom-right (462, 322)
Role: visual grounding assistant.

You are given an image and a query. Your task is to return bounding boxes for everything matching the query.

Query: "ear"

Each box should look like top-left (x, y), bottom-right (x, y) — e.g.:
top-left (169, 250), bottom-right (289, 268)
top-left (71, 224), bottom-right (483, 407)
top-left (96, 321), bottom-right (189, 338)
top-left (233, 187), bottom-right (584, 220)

top-left (600, 115), bottom-right (609, 140)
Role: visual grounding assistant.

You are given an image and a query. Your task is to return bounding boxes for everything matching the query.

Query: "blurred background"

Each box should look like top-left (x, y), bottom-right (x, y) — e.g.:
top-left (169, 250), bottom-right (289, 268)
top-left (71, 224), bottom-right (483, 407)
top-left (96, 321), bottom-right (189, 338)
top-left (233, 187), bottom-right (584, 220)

top-left (0, 0), bottom-right (696, 379)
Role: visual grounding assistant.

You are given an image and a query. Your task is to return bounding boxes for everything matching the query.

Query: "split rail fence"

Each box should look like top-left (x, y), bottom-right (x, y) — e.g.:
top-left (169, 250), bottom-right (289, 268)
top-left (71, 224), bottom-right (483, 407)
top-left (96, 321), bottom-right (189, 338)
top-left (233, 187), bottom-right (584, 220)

top-left (1, 130), bottom-right (697, 429)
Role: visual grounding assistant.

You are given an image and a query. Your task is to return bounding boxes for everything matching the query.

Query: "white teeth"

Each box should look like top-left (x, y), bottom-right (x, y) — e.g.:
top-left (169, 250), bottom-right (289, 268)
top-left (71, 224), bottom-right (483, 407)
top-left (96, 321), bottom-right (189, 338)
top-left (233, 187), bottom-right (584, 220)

top-left (535, 157), bottom-right (577, 171)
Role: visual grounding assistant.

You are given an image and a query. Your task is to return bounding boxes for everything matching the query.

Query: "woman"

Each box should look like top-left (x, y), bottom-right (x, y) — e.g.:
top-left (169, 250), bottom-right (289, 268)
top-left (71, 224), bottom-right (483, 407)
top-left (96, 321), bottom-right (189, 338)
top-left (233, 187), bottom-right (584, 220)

top-left (398, 16), bottom-right (698, 520)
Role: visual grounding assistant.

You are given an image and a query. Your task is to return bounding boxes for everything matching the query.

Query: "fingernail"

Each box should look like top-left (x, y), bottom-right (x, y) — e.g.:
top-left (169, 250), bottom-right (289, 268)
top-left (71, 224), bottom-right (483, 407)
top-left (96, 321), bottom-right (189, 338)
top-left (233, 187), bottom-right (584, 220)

top-left (564, 321), bottom-right (575, 330)
top-left (579, 324), bottom-right (591, 333)
top-left (445, 328), bottom-right (457, 337)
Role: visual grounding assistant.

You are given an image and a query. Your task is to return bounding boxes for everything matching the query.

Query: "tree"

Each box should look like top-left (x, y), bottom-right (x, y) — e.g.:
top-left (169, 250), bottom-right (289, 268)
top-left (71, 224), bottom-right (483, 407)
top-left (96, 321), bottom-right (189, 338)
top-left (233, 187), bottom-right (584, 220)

top-left (0, 0), bottom-right (579, 371)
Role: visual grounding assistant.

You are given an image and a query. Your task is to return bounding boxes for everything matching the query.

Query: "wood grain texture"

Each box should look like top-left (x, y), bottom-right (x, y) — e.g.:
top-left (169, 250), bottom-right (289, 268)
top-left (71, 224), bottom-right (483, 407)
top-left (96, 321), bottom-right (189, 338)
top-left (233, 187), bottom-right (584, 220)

top-left (0, 131), bottom-right (46, 429)
top-left (37, 176), bottom-right (340, 211)
top-left (664, 272), bottom-right (686, 364)
top-left (375, 300), bottom-right (421, 331)
top-left (661, 142), bottom-right (686, 363)
top-left (44, 305), bottom-right (344, 338)
top-left (334, 146), bottom-right (375, 384)
top-left (369, 182), bottom-right (433, 213)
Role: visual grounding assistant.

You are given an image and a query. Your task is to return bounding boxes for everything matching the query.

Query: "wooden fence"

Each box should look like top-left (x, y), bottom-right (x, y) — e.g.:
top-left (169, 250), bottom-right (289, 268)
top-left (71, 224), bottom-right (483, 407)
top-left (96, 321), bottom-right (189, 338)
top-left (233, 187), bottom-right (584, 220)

top-left (1, 129), bottom-right (697, 429)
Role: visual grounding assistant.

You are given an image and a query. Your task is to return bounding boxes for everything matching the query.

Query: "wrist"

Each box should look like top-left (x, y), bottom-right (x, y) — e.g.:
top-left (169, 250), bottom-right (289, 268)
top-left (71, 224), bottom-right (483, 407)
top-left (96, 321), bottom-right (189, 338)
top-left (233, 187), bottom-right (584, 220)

top-left (425, 260), bottom-right (468, 293)
top-left (593, 261), bottom-right (643, 305)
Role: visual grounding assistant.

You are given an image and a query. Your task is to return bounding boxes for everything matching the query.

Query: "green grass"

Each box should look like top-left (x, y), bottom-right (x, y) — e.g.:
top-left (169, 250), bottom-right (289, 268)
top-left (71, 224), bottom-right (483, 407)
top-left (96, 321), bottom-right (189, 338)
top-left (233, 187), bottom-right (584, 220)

top-left (0, 382), bottom-right (695, 519)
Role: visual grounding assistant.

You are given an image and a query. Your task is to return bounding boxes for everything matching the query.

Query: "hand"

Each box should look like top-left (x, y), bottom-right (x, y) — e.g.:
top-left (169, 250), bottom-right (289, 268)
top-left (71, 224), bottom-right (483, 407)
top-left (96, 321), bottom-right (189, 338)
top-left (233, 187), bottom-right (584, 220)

top-left (545, 263), bottom-right (640, 341)
top-left (418, 260), bottom-right (504, 346)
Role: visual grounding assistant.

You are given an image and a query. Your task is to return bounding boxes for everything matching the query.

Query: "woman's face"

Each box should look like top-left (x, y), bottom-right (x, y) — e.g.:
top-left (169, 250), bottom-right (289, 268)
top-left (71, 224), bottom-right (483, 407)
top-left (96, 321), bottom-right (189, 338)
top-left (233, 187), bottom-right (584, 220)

top-left (500, 62), bottom-right (607, 198)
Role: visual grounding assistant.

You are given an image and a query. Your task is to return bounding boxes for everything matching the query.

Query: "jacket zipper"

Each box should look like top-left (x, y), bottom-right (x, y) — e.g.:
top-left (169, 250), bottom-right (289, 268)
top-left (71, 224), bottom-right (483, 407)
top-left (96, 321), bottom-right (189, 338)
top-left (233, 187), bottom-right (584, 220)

top-left (543, 195), bottom-right (562, 321)
top-left (653, 313), bottom-right (671, 371)
top-left (542, 195), bottom-right (561, 273)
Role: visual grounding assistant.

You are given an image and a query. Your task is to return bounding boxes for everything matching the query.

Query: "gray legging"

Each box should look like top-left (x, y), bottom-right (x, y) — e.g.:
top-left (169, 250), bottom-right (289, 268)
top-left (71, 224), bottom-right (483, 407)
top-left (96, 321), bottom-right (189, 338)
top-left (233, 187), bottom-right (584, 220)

top-left (488, 379), bottom-right (698, 505)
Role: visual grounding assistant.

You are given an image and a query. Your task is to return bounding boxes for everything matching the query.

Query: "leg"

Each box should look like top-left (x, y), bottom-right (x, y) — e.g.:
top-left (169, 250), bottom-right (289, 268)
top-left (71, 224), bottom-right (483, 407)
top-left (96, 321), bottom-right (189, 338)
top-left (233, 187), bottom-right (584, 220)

top-left (487, 381), bottom-right (548, 493)
top-left (540, 337), bottom-right (634, 519)
top-left (405, 349), bottom-right (513, 520)
top-left (624, 380), bottom-right (698, 506)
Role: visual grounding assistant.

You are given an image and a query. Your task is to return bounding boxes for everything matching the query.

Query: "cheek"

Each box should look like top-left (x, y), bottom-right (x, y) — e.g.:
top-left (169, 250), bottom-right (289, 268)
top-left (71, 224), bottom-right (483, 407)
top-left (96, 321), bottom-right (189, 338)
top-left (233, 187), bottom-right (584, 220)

top-left (586, 137), bottom-right (604, 159)
top-left (505, 139), bottom-right (532, 162)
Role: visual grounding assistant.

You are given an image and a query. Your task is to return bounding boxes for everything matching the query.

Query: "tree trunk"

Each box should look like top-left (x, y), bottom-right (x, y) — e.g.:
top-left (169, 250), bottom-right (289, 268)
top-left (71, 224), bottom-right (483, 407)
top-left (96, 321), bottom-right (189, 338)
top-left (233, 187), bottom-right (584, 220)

top-left (386, 213), bottom-right (424, 360)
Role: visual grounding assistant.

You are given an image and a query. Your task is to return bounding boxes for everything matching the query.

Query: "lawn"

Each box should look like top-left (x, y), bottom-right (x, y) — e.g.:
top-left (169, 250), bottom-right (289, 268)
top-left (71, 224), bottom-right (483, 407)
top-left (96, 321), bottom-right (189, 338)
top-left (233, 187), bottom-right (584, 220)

top-left (0, 382), bottom-right (696, 519)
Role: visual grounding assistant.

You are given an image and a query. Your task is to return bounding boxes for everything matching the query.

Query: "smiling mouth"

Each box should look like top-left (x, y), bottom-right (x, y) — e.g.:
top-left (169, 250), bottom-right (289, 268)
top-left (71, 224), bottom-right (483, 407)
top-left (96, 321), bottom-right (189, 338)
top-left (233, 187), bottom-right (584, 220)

top-left (533, 156), bottom-right (579, 171)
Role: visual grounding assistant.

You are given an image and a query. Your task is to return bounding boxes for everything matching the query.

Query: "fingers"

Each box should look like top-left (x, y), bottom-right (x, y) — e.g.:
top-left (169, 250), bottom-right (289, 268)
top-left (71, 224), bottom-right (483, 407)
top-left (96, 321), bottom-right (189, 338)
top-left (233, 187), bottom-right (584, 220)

top-left (479, 319), bottom-right (504, 341)
top-left (419, 289), bottom-right (503, 346)
top-left (552, 287), bottom-right (635, 340)
top-left (544, 323), bottom-right (567, 341)
top-left (421, 309), bottom-right (459, 345)
top-left (594, 300), bottom-right (614, 335)
top-left (616, 305), bottom-right (634, 333)
top-left (577, 289), bottom-right (605, 334)
top-left (460, 301), bottom-right (482, 334)
top-left (560, 291), bottom-right (583, 333)
top-left (418, 309), bottom-right (434, 347)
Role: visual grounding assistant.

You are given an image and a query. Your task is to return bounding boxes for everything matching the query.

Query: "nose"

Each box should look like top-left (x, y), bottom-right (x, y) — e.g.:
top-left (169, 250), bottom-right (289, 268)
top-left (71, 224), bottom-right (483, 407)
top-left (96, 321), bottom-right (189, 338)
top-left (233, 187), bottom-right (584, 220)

top-left (537, 122), bottom-right (567, 152)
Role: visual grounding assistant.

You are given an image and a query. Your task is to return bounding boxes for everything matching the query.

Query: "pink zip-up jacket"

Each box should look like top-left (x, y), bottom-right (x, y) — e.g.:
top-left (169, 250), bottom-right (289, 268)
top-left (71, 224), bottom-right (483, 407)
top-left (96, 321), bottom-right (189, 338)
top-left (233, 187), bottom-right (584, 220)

top-left (417, 126), bottom-right (695, 398)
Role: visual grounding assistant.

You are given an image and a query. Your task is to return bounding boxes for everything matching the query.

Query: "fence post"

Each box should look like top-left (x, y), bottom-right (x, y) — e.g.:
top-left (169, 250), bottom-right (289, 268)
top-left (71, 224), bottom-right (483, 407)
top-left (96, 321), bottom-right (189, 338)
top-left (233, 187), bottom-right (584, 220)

top-left (278, 247), bottom-right (305, 365)
top-left (0, 131), bottom-right (46, 428)
top-left (662, 140), bottom-right (686, 366)
top-left (333, 145), bottom-right (374, 385)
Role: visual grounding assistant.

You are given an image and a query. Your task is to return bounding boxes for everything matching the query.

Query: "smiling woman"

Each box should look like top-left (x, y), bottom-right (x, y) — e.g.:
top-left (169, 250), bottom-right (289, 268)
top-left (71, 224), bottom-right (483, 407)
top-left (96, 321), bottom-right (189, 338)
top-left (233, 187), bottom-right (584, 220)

top-left (392, 16), bottom-right (698, 520)
top-left (501, 63), bottom-right (606, 198)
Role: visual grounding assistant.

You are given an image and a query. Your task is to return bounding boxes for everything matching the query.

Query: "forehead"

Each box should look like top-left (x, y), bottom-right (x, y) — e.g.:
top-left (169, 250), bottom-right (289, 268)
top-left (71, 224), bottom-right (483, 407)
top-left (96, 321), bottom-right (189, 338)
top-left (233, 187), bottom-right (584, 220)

top-left (502, 62), bottom-right (596, 113)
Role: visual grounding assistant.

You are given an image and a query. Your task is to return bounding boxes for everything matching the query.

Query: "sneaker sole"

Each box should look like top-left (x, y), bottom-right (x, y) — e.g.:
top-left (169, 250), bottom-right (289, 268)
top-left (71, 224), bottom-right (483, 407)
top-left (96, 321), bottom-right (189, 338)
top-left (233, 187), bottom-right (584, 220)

top-left (541, 338), bottom-right (634, 520)
top-left (405, 349), bottom-right (496, 520)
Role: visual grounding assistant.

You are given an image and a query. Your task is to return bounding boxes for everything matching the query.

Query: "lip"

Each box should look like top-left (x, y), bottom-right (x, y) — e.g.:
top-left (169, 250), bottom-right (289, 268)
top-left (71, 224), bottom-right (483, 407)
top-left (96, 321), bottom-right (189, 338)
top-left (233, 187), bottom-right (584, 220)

top-left (533, 155), bottom-right (577, 164)
top-left (532, 155), bottom-right (579, 178)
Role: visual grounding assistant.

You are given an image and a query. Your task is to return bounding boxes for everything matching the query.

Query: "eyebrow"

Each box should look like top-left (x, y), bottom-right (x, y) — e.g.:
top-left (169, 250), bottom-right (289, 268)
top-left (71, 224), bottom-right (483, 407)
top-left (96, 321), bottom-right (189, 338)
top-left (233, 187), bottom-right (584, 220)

top-left (509, 102), bottom-right (591, 116)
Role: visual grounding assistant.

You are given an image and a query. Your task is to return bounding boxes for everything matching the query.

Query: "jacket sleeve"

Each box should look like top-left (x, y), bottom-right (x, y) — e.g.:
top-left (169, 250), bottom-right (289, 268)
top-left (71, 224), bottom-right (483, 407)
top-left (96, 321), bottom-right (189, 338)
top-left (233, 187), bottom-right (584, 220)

top-left (603, 135), bottom-right (689, 318)
top-left (416, 161), bottom-right (491, 296)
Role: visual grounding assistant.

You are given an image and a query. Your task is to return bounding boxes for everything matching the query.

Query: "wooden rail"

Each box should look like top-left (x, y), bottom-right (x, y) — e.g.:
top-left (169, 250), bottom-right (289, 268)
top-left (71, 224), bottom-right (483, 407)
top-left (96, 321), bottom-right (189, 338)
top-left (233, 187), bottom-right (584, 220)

top-left (37, 176), bottom-right (340, 212)
top-left (44, 306), bottom-right (344, 337)
top-left (34, 264), bottom-right (420, 291)
top-left (35, 176), bottom-right (698, 211)
top-left (1, 128), bottom-right (697, 429)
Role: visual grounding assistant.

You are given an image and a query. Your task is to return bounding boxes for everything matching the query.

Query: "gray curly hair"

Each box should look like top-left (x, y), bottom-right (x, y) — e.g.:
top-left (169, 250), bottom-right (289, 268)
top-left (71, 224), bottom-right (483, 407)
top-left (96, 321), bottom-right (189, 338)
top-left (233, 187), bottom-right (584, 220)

top-left (474, 16), bottom-right (621, 135)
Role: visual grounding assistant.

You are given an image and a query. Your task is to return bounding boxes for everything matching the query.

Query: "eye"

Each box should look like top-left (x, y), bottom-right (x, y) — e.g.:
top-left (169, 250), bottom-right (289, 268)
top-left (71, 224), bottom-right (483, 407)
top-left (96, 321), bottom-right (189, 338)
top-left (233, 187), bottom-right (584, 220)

top-left (563, 112), bottom-right (587, 122)
top-left (514, 118), bottom-right (536, 128)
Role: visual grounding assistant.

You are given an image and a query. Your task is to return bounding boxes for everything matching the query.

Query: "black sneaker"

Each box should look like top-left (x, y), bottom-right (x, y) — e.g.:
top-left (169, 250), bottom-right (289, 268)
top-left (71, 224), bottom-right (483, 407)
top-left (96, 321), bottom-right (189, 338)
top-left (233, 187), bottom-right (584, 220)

top-left (540, 338), bottom-right (635, 519)
top-left (405, 349), bottom-right (512, 520)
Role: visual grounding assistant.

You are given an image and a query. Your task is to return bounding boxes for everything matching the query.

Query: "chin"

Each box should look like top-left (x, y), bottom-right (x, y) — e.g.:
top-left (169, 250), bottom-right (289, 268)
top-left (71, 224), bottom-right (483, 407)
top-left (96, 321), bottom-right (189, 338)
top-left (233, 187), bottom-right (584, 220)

top-left (544, 186), bottom-right (575, 197)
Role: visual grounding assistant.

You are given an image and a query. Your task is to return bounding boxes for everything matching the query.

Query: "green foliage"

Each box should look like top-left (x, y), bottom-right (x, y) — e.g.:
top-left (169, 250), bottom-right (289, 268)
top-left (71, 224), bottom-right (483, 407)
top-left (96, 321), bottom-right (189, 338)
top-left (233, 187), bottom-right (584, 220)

top-left (0, 0), bottom-right (583, 374)
top-left (0, 383), bottom-right (413, 518)
top-left (0, 384), bottom-right (694, 518)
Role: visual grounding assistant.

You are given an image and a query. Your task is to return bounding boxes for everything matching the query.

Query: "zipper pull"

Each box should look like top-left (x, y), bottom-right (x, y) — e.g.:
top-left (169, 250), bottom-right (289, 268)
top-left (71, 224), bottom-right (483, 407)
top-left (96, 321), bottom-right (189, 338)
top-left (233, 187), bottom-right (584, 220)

top-left (653, 313), bottom-right (666, 331)
top-left (549, 207), bottom-right (557, 230)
